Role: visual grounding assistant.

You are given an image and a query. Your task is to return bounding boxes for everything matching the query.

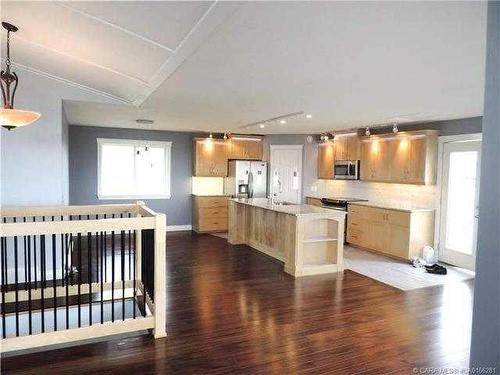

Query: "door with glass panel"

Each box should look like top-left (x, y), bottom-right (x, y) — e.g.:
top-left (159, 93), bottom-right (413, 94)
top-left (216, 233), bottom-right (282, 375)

top-left (439, 140), bottom-right (481, 270)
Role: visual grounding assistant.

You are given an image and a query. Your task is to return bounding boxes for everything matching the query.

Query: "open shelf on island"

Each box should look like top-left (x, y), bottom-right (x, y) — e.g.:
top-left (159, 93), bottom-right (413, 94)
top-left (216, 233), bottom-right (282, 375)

top-left (300, 217), bottom-right (341, 268)
top-left (302, 236), bottom-right (338, 243)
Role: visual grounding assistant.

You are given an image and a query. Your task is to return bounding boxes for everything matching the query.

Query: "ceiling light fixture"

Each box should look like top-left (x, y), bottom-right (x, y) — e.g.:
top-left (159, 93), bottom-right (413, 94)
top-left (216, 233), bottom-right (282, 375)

top-left (365, 127), bottom-right (371, 136)
top-left (306, 114), bottom-right (312, 119)
top-left (279, 120), bottom-right (286, 124)
top-left (208, 132), bottom-right (213, 139)
top-left (259, 123), bottom-right (265, 129)
top-left (1, 22), bottom-right (41, 130)
top-left (392, 123), bottom-right (399, 133)
top-left (223, 133), bottom-right (228, 140)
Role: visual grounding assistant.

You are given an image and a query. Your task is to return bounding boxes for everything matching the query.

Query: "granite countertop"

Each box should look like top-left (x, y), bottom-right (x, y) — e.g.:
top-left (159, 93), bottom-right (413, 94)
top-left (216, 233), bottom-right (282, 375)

top-left (348, 201), bottom-right (434, 213)
top-left (230, 198), bottom-right (347, 217)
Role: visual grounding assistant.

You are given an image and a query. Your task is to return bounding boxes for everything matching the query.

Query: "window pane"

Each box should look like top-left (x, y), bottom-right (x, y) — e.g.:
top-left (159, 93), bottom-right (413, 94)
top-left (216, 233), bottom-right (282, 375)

top-left (445, 151), bottom-right (478, 254)
top-left (135, 146), bottom-right (167, 196)
top-left (101, 144), bottom-right (135, 196)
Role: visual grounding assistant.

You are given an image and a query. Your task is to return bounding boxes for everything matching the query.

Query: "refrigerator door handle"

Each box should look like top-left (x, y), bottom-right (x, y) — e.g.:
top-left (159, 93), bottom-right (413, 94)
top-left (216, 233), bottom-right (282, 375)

top-left (248, 171), bottom-right (254, 198)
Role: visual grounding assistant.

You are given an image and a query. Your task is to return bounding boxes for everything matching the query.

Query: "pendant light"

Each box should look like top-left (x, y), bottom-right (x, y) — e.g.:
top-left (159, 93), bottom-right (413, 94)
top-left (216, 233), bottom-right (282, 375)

top-left (0, 22), bottom-right (41, 130)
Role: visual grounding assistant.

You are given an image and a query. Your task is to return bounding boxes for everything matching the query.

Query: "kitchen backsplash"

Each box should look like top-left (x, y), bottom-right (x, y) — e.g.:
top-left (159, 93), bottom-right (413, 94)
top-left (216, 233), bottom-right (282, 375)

top-left (308, 179), bottom-right (439, 208)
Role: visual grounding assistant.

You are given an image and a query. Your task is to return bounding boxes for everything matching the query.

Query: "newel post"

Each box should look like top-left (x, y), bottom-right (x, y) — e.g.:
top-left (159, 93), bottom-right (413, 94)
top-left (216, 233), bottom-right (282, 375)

top-left (153, 213), bottom-right (167, 338)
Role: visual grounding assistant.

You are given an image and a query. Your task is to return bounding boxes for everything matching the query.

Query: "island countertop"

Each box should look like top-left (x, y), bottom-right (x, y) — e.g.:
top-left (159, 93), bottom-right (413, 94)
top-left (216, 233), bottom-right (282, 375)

top-left (229, 198), bottom-right (347, 217)
top-left (228, 198), bottom-right (346, 277)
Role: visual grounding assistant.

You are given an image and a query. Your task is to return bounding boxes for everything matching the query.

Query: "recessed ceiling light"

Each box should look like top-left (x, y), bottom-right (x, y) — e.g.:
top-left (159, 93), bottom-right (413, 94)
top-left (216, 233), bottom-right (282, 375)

top-left (306, 114), bottom-right (312, 119)
top-left (279, 120), bottom-right (286, 124)
top-left (259, 123), bottom-right (265, 129)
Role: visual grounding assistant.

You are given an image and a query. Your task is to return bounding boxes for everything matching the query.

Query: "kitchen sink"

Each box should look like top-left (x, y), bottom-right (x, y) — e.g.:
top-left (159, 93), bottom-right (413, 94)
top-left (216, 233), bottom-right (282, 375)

top-left (272, 201), bottom-right (295, 206)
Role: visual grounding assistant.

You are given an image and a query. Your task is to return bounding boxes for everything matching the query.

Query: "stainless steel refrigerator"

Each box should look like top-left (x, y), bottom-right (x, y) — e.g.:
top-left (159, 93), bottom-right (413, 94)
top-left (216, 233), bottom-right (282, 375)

top-left (224, 160), bottom-right (268, 198)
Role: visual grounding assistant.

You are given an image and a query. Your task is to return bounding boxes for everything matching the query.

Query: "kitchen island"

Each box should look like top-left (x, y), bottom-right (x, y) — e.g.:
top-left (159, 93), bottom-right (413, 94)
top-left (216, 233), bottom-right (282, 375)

top-left (228, 198), bottom-right (346, 277)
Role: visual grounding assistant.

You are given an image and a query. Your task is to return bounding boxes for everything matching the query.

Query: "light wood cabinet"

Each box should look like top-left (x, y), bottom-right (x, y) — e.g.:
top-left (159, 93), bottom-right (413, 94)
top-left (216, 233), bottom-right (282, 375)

top-left (360, 138), bottom-right (391, 181)
top-left (318, 136), bottom-right (360, 179)
top-left (193, 138), bottom-right (228, 177)
top-left (228, 137), bottom-right (262, 160)
top-left (317, 142), bottom-right (335, 179)
top-left (346, 204), bottom-right (434, 260)
top-left (334, 135), bottom-right (360, 161)
top-left (192, 196), bottom-right (229, 233)
top-left (360, 130), bottom-right (438, 185)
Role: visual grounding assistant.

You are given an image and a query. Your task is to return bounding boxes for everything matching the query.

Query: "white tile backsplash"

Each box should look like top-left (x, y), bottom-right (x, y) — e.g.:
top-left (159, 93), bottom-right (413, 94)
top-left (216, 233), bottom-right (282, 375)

top-left (308, 179), bottom-right (438, 208)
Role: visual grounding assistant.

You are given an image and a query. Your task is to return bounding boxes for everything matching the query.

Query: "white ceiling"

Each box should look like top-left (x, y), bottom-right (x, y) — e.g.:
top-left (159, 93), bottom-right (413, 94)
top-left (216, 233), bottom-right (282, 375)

top-left (2, 1), bottom-right (487, 134)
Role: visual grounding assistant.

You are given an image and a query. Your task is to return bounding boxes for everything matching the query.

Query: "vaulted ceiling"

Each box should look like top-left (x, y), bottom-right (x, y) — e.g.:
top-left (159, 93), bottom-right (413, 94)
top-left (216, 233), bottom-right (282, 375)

top-left (2, 1), bottom-right (487, 134)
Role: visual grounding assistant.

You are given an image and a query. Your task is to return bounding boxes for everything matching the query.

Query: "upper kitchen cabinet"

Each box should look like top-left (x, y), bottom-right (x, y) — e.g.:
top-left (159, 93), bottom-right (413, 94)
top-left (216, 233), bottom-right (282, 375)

top-left (360, 130), bottom-right (438, 185)
top-left (360, 138), bottom-right (391, 181)
top-left (318, 141), bottom-right (335, 179)
top-left (334, 134), bottom-right (360, 161)
top-left (227, 137), bottom-right (263, 160)
top-left (193, 138), bottom-right (228, 177)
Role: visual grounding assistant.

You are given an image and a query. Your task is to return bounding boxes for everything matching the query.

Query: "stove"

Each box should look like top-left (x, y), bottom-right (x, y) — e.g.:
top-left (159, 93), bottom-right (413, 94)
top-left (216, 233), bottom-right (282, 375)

top-left (320, 197), bottom-right (368, 210)
top-left (320, 197), bottom-right (368, 243)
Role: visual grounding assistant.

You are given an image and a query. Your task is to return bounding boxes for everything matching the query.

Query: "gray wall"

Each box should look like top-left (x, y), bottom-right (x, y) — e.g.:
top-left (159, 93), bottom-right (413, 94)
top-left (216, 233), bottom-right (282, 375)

top-left (69, 125), bottom-right (194, 226)
top-left (367, 116), bottom-right (482, 136)
top-left (470, 2), bottom-right (500, 368)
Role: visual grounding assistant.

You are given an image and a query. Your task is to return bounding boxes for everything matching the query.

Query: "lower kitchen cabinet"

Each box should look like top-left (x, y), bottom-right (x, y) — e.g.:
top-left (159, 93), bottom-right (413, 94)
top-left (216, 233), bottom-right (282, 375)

top-left (192, 195), bottom-right (229, 233)
top-left (346, 204), bottom-right (434, 260)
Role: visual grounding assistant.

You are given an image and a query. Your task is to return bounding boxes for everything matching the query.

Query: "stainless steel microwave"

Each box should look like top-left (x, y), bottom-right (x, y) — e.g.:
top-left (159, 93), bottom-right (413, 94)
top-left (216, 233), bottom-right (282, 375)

top-left (334, 160), bottom-right (360, 180)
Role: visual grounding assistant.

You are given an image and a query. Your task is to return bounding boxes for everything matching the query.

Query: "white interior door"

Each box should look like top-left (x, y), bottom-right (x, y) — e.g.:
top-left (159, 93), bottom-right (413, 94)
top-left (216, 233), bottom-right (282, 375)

top-left (269, 145), bottom-right (303, 204)
top-left (439, 139), bottom-right (481, 270)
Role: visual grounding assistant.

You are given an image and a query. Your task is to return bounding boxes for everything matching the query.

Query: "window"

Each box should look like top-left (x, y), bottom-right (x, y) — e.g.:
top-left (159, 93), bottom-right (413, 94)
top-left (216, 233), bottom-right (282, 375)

top-left (97, 138), bottom-right (172, 199)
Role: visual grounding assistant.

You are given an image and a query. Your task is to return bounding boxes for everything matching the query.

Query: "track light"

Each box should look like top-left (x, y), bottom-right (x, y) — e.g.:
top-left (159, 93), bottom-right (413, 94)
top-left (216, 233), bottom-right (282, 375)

top-left (392, 123), bottom-right (399, 133)
top-left (320, 133), bottom-right (331, 142)
top-left (365, 127), bottom-right (371, 136)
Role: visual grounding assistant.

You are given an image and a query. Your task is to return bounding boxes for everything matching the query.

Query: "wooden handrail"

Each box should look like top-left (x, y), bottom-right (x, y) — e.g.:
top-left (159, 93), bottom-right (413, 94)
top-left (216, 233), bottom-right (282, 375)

top-left (0, 202), bottom-right (154, 219)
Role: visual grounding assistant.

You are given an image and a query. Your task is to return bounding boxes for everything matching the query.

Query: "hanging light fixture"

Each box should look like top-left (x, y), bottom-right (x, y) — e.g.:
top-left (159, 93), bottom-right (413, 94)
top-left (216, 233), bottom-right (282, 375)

top-left (392, 123), bottom-right (399, 133)
top-left (365, 127), bottom-right (371, 136)
top-left (0, 22), bottom-right (40, 130)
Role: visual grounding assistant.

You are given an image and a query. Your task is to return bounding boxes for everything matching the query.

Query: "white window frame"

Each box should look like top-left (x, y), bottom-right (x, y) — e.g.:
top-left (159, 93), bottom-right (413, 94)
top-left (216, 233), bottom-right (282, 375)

top-left (97, 138), bottom-right (172, 200)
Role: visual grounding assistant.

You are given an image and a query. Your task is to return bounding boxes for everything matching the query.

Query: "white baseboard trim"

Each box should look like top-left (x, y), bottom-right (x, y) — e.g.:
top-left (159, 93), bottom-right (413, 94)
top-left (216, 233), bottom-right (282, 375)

top-left (166, 225), bottom-right (192, 232)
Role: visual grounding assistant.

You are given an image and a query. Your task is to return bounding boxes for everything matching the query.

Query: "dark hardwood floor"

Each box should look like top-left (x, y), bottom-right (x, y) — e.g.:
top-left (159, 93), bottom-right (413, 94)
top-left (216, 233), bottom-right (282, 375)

top-left (1, 232), bottom-right (474, 374)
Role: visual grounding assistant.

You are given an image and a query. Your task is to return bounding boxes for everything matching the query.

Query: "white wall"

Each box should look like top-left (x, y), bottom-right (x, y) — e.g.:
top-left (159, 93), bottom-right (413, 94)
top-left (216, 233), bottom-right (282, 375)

top-left (0, 67), bottom-right (119, 206)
